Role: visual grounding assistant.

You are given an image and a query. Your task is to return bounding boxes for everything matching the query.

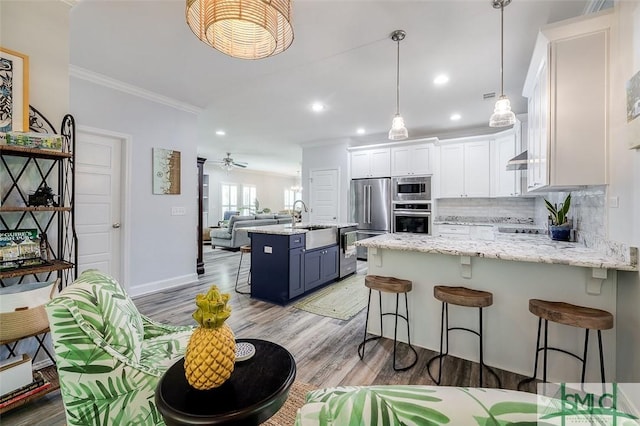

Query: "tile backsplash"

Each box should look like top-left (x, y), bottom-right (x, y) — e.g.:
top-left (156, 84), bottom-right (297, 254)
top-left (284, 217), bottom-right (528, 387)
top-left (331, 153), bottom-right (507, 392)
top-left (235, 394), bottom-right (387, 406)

top-left (435, 197), bottom-right (536, 224)
top-left (542, 187), bottom-right (633, 264)
top-left (434, 189), bottom-right (634, 265)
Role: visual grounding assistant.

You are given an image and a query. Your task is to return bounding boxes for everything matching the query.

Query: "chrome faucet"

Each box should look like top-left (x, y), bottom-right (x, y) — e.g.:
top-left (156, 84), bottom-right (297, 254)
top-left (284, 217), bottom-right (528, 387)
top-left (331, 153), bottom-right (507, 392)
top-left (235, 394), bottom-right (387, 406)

top-left (292, 200), bottom-right (308, 223)
top-left (293, 199), bottom-right (308, 212)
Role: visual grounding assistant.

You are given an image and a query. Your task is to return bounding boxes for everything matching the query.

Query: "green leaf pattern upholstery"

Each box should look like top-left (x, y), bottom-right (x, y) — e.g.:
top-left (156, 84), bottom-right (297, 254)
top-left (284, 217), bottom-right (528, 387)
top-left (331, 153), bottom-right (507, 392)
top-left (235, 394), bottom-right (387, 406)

top-left (295, 385), bottom-right (552, 426)
top-left (45, 269), bottom-right (193, 426)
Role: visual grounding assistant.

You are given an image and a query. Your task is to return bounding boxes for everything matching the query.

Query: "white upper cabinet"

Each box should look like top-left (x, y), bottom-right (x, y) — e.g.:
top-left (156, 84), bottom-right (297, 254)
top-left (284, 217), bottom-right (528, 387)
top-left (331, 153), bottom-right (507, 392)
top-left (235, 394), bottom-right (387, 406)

top-left (463, 141), bottom-right (491, 197)
top-left (391, 143), bottom-right (433, 176)
top-left (491, 129), bottom-right (520, 197)
top-left (439, 137), bottom-right (491, 198)
top-left (350, 148), bottom-right (391, 179)
top-left (523, 10), bottom-right (611, 192)
top-left (439, 144), bottom-right (465, 197)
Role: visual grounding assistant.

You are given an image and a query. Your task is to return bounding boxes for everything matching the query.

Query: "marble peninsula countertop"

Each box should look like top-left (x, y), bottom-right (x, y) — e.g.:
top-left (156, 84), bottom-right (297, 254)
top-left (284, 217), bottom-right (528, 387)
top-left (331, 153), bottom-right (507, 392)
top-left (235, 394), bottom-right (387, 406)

top-left (356, 233), bottom-right (638, 271)
top-left (243, 222), bottom-right (358, 236)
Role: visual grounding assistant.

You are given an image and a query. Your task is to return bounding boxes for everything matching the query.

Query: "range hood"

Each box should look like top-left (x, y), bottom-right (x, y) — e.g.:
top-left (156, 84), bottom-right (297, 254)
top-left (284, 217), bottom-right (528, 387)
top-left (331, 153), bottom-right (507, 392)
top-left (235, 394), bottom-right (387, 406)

top-left (506, 150), bottom-right (528, 171)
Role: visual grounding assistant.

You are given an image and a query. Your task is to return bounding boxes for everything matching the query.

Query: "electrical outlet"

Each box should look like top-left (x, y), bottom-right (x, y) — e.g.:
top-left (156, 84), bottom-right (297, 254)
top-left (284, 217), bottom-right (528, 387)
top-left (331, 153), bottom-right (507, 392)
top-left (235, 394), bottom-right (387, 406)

top-left (609, 197), bottom-right (619, 208)
top-left (171, 206), bottom-right (186, 216)
top-left (264, 246), bottom-right (272, 254)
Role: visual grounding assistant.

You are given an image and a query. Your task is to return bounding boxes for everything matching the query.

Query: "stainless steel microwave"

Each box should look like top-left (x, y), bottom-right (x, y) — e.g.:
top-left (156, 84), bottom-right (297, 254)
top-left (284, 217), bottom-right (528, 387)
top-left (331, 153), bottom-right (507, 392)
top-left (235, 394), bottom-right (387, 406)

top-left (392, 176), bottom-right (431, 203)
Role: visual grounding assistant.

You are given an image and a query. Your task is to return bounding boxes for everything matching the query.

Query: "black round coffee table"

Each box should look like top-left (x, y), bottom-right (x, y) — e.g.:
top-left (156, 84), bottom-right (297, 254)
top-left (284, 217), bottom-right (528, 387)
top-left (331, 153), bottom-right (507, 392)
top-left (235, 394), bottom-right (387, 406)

top-left (155, 338), bottom-right (296, 426)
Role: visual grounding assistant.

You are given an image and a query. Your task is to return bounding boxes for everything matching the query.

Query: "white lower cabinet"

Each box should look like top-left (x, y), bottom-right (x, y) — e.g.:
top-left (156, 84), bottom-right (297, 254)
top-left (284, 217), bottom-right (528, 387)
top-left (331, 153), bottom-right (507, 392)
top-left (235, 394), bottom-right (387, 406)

top-left (434, 224), bottom-right (495, 240)
top-left (435, 224), bottom-right (470, 237)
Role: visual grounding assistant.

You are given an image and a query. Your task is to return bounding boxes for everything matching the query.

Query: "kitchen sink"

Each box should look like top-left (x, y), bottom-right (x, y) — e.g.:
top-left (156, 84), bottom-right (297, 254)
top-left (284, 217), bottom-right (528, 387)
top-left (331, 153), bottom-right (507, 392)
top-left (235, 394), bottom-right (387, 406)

top-left (301, 225), bottom-right (332, 231)
top-left (297, 226), bottom-right (338, 250)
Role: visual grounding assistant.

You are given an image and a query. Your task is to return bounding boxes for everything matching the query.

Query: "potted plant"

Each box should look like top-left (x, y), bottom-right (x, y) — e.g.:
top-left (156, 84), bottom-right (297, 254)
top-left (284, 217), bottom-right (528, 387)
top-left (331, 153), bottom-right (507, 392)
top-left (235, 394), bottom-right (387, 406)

top-left (544, 193), bottom-right (572, 241)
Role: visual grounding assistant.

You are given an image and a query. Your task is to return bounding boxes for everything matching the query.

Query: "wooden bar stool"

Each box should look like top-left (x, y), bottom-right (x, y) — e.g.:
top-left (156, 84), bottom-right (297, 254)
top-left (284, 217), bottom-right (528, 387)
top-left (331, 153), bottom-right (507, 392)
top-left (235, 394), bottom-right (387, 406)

top-left (519, 299), bottom-right (614, 388)
top-left (357, 275), bottom-right (418, 371)
top-left (235, 245), bottom-right (251, 295)
top-left (426, 285), bottom-right (500, 387)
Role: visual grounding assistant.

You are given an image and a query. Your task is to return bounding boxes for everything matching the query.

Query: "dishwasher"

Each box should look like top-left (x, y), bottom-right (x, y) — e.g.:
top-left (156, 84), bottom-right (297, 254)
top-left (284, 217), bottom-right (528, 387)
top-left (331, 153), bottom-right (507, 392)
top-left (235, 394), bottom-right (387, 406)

top-left (339, 226), bottom-right (358, 279)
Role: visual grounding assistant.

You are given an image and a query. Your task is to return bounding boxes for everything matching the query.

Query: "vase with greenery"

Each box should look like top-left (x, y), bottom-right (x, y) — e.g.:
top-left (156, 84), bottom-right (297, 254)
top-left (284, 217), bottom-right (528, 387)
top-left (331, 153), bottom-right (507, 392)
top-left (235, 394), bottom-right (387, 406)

top-left (545, 194), bottom-right (572, 241)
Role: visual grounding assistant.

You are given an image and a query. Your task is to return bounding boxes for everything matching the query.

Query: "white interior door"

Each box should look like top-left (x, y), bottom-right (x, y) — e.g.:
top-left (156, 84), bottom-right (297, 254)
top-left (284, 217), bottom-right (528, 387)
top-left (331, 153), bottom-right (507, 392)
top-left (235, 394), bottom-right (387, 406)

top-left (309, 169), bottom-right (339, 223)
top-left (76, 129), bottom-right (124, 282)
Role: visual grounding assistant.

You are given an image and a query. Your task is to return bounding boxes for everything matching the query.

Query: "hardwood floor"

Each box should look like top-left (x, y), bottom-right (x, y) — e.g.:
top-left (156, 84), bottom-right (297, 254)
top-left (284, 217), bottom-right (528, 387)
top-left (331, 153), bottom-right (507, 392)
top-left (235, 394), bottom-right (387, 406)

top-left (1, 246), bottom-right (536, 425)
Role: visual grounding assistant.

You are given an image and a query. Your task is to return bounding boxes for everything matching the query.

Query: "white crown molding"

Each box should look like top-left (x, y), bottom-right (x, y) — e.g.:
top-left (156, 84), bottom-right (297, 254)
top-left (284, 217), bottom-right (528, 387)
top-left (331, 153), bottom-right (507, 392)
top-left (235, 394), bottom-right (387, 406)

top-left (69, 65), bottom-right (203, 115)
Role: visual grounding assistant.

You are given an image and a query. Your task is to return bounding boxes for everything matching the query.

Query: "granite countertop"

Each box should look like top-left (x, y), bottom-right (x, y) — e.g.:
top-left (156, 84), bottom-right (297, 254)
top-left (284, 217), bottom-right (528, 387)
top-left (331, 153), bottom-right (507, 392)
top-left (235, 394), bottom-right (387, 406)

top-left (244, 222), bottom-right (358, 235)
top-left (356, 233), bottom-right (638, 271)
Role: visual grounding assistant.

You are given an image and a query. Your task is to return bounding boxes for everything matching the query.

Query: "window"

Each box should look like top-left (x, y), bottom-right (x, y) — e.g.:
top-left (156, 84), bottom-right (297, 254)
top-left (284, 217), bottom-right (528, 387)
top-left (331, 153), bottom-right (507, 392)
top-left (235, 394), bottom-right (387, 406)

top-left (284, 189), bottom-right (301, 210)
top-left (241, 185), bottom-right (257, 215)
top-left (221, 183), bottom-right (238, 218)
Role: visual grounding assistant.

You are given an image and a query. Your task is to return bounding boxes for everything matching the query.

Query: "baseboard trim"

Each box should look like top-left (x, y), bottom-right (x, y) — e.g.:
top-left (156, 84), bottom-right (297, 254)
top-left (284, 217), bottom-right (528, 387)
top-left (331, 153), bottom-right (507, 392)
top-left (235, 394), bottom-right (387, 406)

top-left (128, 273), bottom-right (199, 298)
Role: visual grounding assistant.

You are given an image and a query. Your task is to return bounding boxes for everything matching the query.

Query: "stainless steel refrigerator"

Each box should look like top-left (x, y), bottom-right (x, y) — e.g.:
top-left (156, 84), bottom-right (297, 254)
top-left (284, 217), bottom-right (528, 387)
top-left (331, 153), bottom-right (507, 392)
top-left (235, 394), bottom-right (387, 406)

top-left (350, 178), bottom-right (391, 260)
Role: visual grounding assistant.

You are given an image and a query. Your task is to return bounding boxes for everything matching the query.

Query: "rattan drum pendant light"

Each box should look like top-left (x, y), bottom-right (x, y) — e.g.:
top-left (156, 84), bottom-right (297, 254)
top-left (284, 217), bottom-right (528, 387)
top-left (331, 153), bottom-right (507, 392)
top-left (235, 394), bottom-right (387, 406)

top-left (489, 0), bottom-right (516, 127)
top-left (186, 0), bottom-right (294, 60)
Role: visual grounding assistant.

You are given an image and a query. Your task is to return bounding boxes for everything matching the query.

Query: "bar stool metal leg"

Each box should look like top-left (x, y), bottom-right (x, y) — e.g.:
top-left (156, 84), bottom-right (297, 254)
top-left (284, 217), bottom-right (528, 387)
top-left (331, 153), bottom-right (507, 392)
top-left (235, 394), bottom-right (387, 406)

top-left (581, 329), bottom-right (589, 383)
top-left (358, 289), bottom-right (373, 360)
top-left (235, 250), bottom-right (250, 295)
top-left (391, 292), bottom-right (417, 372)
top-left (428, 301), bottom-right (448, 385)
top-left (543, 319), bottom-right (549, 383)
top-left (427, 302), bottom-right (500, 387)
top-left (598, 330), bottom-right (605, 383)
top-left (358, 289), bottom-right (417, 371)
top-left (479, 307), bottom-right (484, 386)
top-left (518, 317), bottom-right (543, 391)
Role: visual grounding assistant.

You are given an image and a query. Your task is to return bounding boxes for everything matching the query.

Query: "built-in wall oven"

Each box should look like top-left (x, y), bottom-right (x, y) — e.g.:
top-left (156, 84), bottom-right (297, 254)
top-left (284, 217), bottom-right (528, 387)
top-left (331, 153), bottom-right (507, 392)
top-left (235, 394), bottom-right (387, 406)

top-left (392, 176), bottom-right (431, 203)
top-left (392, 203), bottom-right (432, 234)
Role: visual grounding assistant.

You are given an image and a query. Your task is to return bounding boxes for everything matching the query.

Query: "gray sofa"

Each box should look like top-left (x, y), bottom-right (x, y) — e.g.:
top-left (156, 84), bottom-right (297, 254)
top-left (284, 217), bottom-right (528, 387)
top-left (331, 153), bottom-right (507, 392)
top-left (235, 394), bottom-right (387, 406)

top-left (210, 214), bottom-right (293, 249)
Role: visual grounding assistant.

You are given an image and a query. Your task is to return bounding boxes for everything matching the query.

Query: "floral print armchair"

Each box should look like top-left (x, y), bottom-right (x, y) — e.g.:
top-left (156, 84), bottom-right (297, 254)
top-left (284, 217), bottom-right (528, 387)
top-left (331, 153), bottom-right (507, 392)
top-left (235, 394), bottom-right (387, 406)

top-left (45, 269), bottom-right (193, 426)
top-left (295, 385), bottom-right (553, 425)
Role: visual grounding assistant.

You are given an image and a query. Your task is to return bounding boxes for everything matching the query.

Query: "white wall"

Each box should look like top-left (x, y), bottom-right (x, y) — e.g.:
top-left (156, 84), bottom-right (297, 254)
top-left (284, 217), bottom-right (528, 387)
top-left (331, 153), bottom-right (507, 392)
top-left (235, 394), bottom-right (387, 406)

top-left (301, 138), bottom-right (351, 223)
top-left (70, 78), bottom-right (200, 296)
top-left (609, 1), bottom-right (640, 382)
top-left (0, 0), bottom-right (71, 365)
top-left (0, 1), bottom-right (70, 128)
top-left (203, 165), bottom-right (296, 224)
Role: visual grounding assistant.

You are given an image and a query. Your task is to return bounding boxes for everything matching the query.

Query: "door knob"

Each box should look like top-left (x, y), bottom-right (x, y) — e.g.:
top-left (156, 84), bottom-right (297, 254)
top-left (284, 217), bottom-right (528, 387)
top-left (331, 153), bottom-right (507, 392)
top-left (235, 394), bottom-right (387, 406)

top-left (112, 223), bottom-right (121, 229)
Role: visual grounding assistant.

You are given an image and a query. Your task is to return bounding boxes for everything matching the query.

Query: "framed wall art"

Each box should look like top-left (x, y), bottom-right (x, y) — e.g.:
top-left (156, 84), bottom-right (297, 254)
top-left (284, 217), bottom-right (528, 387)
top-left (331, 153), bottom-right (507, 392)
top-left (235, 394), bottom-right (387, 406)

top-left (0, 47), bottom-right (29, 133)
top-left (153, 148), bottom-right (181, 194)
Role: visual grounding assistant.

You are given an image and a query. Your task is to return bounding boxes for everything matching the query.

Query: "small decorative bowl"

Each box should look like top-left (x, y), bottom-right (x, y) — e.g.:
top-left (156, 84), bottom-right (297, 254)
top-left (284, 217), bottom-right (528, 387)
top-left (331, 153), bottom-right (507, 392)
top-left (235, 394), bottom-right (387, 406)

top-left (235, 342), bottom-right (256, 362)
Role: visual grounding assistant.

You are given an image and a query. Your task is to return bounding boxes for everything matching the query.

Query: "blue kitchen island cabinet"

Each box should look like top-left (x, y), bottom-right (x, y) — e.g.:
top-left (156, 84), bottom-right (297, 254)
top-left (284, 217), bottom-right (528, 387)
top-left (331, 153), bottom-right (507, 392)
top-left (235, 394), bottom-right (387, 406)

top-left (250, 232), bottom-right (338, 305)
top-left (304, 246), bottom-right (339, 292)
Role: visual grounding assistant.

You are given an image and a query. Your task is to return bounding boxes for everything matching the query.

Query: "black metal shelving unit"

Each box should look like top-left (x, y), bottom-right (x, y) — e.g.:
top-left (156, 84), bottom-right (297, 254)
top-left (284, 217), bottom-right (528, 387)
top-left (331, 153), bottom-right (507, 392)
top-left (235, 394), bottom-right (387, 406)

top-left (0, 114), bottom-right (77, 413)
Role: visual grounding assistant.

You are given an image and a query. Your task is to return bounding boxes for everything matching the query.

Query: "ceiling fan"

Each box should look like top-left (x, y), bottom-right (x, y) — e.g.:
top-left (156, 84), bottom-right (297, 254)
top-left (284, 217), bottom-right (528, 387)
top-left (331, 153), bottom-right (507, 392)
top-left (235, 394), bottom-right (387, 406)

top-left (214, 152), bottom-right (248, 171)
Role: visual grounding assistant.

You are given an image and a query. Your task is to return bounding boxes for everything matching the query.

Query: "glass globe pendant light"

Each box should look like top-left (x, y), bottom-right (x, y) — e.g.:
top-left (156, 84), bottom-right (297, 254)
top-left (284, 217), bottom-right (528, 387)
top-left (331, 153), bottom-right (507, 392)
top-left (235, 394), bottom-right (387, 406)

top-left (389, 30), bottom-right (408, 140)
top-left (489, 0), bottom-right (516, 127)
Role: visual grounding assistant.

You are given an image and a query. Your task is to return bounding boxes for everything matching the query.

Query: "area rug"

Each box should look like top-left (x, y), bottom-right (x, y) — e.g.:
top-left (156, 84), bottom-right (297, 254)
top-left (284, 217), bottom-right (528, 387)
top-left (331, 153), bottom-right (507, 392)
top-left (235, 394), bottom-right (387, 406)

top-left (263, 381), bottom-right (315, 426)
top-left (293, 274), bottom-right (368, 320)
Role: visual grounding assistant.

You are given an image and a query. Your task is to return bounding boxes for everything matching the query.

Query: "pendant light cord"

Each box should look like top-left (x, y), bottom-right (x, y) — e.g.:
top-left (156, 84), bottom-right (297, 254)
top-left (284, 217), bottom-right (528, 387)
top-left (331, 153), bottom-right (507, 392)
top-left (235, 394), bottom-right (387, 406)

top-left (396, 37), bottom-right (401, 115)
top-left (500, 2), bottom-right (504, 97)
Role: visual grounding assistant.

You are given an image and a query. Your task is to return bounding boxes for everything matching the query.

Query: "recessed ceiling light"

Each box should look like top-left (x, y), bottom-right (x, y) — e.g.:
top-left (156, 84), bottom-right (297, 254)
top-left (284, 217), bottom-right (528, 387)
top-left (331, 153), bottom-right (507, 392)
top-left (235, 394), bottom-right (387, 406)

top-left (311, 102), bottom-right (325, 112)
top-left (215, 130), bottom-right (226, 136)
top-left (356, 128), bottom-right (366, 135)
top-left (450, 113), bottom-right (461, 121)
top-left (434, 74), bottom-right (449, 85)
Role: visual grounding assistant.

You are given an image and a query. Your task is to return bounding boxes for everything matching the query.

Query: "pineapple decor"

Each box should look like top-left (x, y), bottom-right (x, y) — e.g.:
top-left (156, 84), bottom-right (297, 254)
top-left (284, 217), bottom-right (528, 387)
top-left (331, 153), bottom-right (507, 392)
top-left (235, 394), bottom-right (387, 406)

top-left (184, 285), bottom-right (236, 390)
